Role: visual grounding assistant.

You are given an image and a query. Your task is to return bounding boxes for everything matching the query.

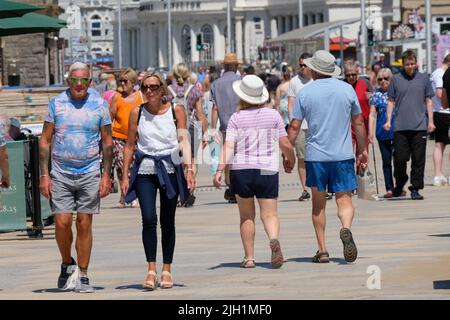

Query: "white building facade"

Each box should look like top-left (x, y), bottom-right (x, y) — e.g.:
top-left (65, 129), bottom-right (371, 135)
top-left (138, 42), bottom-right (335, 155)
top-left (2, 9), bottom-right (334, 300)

top-left (115, 0), bottom-right (382, 70)
top-left (59, 0), bottom-right (140, 65)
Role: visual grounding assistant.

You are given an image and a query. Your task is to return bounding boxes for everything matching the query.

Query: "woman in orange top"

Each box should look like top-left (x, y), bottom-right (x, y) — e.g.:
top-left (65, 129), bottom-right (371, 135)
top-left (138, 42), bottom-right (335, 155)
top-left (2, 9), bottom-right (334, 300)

top-left (109, 68), bottom-right (144, 208)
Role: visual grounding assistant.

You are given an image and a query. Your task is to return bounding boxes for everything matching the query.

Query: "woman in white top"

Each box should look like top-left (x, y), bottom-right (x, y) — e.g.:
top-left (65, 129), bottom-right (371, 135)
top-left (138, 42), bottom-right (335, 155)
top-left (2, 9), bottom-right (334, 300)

top-left (122, 72), bottom-right (195, 290)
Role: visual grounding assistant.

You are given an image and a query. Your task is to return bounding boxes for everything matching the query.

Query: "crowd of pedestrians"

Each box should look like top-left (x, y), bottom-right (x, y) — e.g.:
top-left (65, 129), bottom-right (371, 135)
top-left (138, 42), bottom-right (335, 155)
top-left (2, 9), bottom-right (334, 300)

top-left (11, 46), bottom-right (447, 293)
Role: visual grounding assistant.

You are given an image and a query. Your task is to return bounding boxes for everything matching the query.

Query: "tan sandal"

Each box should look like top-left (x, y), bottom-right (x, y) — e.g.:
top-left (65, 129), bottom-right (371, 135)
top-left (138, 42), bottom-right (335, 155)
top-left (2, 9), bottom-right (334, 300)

top-left (142, 270), bottom-right (157, 290)
top-left (240, 258), bottom-right (256, 268)
top-left (159, 271), bottom-right (173, 289)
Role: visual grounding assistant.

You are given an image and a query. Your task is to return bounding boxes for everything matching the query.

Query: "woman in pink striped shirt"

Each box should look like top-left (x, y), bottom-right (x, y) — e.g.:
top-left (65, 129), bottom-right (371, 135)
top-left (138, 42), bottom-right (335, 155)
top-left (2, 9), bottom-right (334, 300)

top-left (213, 75), bottom-right (295, 269)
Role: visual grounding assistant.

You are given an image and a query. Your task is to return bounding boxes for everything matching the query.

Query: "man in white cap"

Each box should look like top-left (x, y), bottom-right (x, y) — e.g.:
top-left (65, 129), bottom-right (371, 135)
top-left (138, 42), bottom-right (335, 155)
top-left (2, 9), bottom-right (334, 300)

top-left (286, 50), bottom-right (368, 264)
top-left (8, 118), bottom-right (27, 141)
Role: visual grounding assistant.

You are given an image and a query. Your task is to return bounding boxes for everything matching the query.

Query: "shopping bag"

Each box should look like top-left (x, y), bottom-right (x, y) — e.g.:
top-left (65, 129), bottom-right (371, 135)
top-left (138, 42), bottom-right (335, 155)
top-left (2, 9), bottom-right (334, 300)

top-left (356, 169), bottom-right (378, 200)
top-left (62, 265), bottom-right (80, 291)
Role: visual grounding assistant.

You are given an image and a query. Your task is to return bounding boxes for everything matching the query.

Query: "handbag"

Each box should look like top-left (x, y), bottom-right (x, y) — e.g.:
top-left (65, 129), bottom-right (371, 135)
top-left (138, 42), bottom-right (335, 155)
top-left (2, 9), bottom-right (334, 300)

top-left (356, 168), bottom-right (378, 201)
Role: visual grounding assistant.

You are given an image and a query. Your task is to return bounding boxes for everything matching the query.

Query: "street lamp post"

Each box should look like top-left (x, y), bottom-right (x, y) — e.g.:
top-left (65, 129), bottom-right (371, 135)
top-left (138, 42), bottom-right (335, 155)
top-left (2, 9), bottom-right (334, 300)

top-left (298, 0), bottom-right (303, 28)
top-left (360, 0), bottom-right (367, 74)
top-left (168, 0), bottom-right (173, 68)
top-left (425, 0), bottom-right (432, 74)
top-left (227, 0), bottom-right (231, 53)
top-left (118, 0), bottom-right (122, 69)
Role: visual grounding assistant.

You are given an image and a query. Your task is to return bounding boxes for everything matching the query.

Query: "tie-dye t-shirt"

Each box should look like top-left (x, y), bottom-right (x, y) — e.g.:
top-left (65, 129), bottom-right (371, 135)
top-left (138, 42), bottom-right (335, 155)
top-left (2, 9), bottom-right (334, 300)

top-left (45, 89), bottom-right (111, 174)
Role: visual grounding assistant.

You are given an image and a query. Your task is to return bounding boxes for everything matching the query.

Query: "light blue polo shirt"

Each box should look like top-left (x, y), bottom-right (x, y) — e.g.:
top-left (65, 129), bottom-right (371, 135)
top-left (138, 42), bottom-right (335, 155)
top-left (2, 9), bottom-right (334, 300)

top-left (292, 77), bottom-right (361, 162)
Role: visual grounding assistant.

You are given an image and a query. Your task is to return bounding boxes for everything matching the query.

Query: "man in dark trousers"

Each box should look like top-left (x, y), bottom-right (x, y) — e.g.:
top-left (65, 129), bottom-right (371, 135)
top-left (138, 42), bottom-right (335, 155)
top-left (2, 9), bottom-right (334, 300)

top-left (384, 50), bottom-right (435, 200)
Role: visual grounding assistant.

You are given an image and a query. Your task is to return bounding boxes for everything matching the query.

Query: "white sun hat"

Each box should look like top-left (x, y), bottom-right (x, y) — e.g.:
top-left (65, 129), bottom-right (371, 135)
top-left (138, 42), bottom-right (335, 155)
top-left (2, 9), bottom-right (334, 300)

top-left (304, 50), bottom-right (341, 77)
top-left (232, 75), bottom-right (269, 105)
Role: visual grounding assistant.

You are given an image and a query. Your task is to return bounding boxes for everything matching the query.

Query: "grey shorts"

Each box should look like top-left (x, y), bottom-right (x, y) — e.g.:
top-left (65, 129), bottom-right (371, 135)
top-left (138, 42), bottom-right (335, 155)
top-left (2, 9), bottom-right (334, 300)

top-left (294, 129), bottom-right (307, 159)
top-left (50, 170), bottom-right (101, 215)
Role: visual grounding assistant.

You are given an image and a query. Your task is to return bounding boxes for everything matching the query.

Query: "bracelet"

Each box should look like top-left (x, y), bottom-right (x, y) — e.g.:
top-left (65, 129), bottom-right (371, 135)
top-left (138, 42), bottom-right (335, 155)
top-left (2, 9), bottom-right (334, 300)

top-left (216, 170), bottom-right (223, 173)
top-left (40, 174), bottom-right (49, 178)
top-left (187, 168), bottom-right (194, 172)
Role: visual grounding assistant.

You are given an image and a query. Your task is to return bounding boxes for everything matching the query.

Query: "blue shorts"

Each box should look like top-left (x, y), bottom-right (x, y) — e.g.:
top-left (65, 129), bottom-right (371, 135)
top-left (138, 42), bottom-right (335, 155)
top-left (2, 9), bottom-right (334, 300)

top-left (230, 169), bottom-right (279, 199)
top-left (305, 159), bottom-right (357, 193)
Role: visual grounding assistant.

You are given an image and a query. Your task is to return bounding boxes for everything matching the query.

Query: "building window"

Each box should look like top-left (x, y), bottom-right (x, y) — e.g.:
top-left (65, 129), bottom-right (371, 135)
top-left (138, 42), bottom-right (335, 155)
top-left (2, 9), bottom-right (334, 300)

top-left (254, 17), bottom-right (262, 31)
top-left (91, 14), bottom-right (102, 37)
top-left (304, 14), bottom-right (308, 26)
top-left (318, 13), bottom-right (324, 23)
top-left (201, 24), bottom-right (214, 62)
top-left (181, 25), bottom-right (191, 63)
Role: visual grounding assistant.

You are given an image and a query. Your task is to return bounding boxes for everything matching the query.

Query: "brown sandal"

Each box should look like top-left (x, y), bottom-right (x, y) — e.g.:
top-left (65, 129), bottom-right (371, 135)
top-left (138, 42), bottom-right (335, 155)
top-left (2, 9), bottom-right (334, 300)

top-left (312, 251), bottom-right (330, 263)
top-left (269, 239), bottom-right (284, 269)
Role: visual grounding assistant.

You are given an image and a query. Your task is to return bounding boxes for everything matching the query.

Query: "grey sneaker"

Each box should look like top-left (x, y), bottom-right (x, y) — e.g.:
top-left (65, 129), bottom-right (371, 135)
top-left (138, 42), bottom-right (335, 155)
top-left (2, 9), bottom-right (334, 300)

top-left (76, 276), bottom-right (94, 293)
top-left (298, 190), bottom-right (310, 201)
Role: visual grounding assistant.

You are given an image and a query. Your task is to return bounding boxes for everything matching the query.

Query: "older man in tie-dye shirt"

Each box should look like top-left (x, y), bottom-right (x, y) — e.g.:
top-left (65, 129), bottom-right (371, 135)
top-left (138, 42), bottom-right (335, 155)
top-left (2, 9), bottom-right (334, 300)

top-left (39, 62), bottom-right (113, 293)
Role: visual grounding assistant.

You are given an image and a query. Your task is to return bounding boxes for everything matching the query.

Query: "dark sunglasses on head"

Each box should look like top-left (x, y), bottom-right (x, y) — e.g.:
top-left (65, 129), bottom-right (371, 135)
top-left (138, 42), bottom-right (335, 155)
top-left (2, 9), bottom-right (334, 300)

top-left (377, 77), bottom-right (390, 82)
top-left (299, 64), bottom-right (307, 68)
top-left (70, 77), bottom-right (90, 85)
top-left (141, 84), bottom-right (161, 92)
top-left (345, 73), bottom-right (358, 77)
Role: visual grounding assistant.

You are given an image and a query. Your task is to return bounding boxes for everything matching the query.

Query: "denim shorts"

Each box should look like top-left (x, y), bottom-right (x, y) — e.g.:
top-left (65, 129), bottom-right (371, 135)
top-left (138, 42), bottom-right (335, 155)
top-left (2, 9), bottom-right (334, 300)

top-left (230, 169), bottom-right (279, 199)
top-left (305, 159), bottom-right (357, 193)
top-left (50, 170), bottom-right (101, 214)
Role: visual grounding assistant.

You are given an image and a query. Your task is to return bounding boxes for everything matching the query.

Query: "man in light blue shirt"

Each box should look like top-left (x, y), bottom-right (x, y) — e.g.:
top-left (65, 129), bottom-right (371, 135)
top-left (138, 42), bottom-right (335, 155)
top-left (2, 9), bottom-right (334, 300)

top-left (287, 50), bottom-right (368, 264)
top-left (39, 62), bottom-right (113, 293)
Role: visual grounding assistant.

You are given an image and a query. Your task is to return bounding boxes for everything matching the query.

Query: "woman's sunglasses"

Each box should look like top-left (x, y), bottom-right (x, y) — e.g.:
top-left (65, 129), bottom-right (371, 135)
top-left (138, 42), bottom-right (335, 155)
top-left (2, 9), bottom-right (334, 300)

top-left (141, 84), bottom-right (161, 92)
top-left (377, 77), bottom-right (390, 82)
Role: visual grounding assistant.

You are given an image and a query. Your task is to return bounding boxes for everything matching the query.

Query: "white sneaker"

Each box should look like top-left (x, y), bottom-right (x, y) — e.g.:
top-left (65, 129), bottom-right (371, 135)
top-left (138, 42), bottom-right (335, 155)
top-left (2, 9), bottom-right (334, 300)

top-left (433, 176), bottom-right (447, 186)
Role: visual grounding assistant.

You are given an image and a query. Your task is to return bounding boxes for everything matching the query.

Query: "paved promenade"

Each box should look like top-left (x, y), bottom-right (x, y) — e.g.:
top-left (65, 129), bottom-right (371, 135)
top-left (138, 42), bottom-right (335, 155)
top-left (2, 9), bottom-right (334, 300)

top-left (1, 143), bottom-right (450, 300)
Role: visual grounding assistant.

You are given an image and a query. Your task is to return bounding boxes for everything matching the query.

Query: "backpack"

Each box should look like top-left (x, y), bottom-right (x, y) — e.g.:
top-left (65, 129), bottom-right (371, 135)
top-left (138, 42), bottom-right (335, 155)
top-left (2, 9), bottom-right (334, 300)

top-left (167, 84), bottom-right (195, 126)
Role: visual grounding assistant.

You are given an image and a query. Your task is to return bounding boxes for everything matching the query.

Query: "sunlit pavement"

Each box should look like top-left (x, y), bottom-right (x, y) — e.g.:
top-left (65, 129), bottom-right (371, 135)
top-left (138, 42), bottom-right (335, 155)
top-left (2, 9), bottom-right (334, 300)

top-left (1, 140), bottom-right (450, 299)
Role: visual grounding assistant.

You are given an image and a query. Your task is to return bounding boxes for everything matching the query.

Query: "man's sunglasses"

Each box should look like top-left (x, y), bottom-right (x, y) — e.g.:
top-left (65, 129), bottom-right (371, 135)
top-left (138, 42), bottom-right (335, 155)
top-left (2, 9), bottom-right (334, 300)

top-left (70, 77), bottom-right (90, 85)
top-left (141, 84), bottom-right (161, 92)
top-left (345, 73), bottom-right (358, 77)
top-left (377, 77), bottom-right (390, 82)
top-left (299, 64), bottom-right (307, 68)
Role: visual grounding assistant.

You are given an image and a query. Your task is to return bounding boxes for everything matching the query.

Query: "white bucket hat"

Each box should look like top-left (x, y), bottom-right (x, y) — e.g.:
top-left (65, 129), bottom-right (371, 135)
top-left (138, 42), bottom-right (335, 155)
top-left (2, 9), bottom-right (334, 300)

top-left (232, 75), bottom-right (269, 105)
top-left (304, 50), bottom-right (341, 77)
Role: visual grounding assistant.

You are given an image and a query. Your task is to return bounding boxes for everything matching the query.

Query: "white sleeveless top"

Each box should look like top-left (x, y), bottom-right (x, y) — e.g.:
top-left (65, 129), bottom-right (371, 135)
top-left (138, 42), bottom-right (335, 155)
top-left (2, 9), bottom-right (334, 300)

top-left (137, 106), bottom-right (181, 175)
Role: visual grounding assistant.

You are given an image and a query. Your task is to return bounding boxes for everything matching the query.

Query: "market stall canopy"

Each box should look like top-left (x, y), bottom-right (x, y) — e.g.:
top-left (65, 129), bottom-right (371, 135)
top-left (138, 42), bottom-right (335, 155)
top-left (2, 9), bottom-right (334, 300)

top-left (0, 0), bottom-right (42, 19)
top-left (267, 18), bottom-right (361, 44)
top-left (0, 12), bottom-right (66, 36)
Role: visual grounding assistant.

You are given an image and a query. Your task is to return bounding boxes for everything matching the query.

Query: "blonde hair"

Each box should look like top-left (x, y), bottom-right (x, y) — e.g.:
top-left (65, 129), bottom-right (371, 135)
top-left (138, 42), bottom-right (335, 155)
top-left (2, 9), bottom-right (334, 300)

top-left (120, 68), bottom-right (138, 84)
top-left (237, 99), bottom-right (264, 111)
top-left (140, 72), bottom-right (169, 97)
top-left (189, 72), bottom-right (198, 85)
top-left (203, 75), bottom-right (211, 92)
top-left (173, 63), bottom-right (191, 85)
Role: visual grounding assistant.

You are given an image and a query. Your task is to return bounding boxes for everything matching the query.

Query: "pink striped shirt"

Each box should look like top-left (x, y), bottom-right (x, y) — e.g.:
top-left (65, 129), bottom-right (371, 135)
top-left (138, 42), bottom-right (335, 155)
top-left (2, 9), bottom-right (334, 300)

top-left (226, 107), bottom-right (287, 172)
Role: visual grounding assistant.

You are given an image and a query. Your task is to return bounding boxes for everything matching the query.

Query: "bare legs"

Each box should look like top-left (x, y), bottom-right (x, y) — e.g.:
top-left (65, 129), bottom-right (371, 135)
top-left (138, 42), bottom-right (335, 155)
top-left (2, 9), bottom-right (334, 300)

top-left (55, 213), bottom-right (93, 273)
top-left (236, 196), bottom-right (280, 261)
top-left (311, 188), bottom-right (354, 253)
